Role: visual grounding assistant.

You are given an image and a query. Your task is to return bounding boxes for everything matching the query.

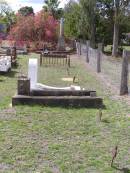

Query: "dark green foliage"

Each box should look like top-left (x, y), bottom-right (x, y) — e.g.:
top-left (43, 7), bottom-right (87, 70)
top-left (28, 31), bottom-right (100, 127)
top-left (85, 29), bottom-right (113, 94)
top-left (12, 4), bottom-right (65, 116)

top-left (80, 0), bottom-right (96, 48)
top-left (64, 0), bottom-right (130, 47)
top-left (18, 6), bottom-right (34, 16)
top-left (64, 1), bottom-right (81, 38)
top-left (43, 0), bottom-right (63, 19)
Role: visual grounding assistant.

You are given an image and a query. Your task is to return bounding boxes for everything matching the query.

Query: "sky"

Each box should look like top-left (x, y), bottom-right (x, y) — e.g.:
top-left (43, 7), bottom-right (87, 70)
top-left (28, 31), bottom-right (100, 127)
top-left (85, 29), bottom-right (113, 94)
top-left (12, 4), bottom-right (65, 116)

top-left (6, 0), bottom-right (69, 13)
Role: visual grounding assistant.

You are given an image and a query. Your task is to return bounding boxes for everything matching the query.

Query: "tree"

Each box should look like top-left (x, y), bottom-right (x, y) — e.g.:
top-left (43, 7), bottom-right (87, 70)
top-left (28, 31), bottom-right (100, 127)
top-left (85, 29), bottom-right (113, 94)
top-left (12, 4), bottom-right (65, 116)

top-left (34, 11), bottom-right (58, 41)
top-left (80, 0), bottom-right (96, 48)
top-left (18, 6), bottom-right (34, 16)
top-left (0, 0), bottom-right (16, 31)
top-left (0, 0), bottom-right (12, 16)
top-left (112, 0), bottom-right (130, 57)
top-left (64, 1), bottom-right (81, 38)
top-left (43, 0), bottom-right (63, 19)
top-left (8, 11), bottom-right (58, 43)
top-left (96, 0), bottom-right (130, 51)
top-left (64, 0), bottom-right (97, 45)
top-left (95, 0), bottom-right (114, 48)
top-left (64, 0), bottom-right (130, 52)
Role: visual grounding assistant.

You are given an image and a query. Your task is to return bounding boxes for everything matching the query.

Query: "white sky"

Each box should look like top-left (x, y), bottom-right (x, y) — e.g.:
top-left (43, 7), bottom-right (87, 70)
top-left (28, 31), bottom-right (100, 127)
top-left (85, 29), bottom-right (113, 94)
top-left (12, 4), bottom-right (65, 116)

top-left (6, 0), bottom-right (69, 13)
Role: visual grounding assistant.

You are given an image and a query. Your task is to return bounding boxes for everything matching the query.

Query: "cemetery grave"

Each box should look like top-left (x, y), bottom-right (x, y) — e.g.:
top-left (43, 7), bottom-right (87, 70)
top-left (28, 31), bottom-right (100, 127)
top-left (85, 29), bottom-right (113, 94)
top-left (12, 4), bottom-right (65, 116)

top-left (0, 55), bottom-right (11, 72)
top-left (0, 46), bottom-right (17, 67)
top-left (11, 18), bottom-right (103, 108)
top-left (12, 58), bottom-right (103, 108)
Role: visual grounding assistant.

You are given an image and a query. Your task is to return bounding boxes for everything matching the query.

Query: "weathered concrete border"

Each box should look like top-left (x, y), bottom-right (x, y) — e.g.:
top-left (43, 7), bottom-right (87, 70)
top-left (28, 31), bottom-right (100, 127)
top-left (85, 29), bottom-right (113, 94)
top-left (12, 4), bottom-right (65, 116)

top-left (12, 95), bottom-right (103, 108)
top-left (31, 89), bottom-right (97, 96)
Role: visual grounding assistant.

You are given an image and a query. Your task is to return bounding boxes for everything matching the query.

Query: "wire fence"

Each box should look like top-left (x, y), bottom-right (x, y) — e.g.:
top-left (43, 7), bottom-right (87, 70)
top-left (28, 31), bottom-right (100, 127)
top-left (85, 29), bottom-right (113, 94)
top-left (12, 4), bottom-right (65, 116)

top-left (76, 41), bottom-right (130, 94)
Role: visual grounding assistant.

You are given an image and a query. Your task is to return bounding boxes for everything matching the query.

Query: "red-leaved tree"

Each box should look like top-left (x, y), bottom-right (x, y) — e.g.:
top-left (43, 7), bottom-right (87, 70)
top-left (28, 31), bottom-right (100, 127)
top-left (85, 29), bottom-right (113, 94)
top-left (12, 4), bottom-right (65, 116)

top-left (8, 10), bottom-right (58, 47)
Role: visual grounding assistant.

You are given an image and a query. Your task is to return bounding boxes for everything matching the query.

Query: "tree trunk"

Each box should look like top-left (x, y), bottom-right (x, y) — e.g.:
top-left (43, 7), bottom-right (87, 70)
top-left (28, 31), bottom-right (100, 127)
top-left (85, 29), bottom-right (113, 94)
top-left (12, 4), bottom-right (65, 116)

top-left (112, 22), bottom-right (119, 57)
top-left (90, 0), bottom-right (96, 49)
top-left (90, 20), bottom-right (96, 49)
top-left (112, 0), bottom-right (119, 57)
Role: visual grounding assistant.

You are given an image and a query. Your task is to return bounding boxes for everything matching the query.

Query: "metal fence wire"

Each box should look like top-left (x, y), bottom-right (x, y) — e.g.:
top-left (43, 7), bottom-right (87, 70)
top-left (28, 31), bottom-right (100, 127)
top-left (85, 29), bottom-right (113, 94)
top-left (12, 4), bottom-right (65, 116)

top-left (77, 42), bottom-right (125, 91)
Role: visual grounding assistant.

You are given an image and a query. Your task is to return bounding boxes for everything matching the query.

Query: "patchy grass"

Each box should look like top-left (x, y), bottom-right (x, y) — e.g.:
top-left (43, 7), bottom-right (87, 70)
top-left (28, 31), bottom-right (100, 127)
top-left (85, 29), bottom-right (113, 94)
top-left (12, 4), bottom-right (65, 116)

top-left (0, 54), bottom-right (130, 172)
top-left (104, 45), bottom-right (130, 53)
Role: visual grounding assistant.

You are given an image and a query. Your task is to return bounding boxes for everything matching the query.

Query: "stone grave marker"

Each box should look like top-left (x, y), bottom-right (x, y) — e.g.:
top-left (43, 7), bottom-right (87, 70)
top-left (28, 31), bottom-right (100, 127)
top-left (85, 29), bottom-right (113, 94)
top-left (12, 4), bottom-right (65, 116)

top-left (57, 18), bottom-right (65, 51)
top-left (28, 58), bottom-right (38, 89)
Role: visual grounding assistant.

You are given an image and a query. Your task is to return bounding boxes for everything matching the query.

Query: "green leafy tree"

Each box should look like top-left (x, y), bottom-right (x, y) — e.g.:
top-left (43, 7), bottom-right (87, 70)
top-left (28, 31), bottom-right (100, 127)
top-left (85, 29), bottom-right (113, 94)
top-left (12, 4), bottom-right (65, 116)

top-left (43, 0), bottom-right (63, 19)
top-left (98, 0), bottom-right (130, 55)
top-left (96, 0), bottom-right (114, 47)
top-left (18, 6), bottom-right (34, 16)
top-left (112, 0), bottom-right (130, 56)
top-left (80, 0), bottom-right (96, 48)
top-left (64, 1), bottom-right (81, 38)
top-left (64, 0), bottom-right (130, 52)
top-left (0, 0), bottom-right (16, 31)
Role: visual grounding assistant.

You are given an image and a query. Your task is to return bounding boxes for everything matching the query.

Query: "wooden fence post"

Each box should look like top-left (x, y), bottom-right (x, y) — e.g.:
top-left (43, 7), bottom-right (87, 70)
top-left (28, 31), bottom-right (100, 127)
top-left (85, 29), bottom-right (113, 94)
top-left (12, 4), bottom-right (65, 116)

top-left (86, 40), bottom-right (90, 63)
top-left (97, 43), bottom-right (102, 73)
top-left (120, 50), bottom-right (128, 95)
top-left (76, 42), bottom-right (78, 55)
top-left (79, 40), bottom-right (82, 56)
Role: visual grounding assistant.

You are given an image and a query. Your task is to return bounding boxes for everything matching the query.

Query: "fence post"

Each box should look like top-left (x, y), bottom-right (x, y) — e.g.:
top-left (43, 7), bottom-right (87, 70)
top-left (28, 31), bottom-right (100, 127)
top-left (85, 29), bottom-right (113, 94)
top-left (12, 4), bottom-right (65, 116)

top-left (79, 40), bottom-right (82, 56)
top-left (86, 40), bottom-right (90, 63)
top-left (97, 43), bottom-right (102, 73)
top-left (120, 50), bottom-right (128, 95)
top-left (76, 42), bottom-right (79, 55)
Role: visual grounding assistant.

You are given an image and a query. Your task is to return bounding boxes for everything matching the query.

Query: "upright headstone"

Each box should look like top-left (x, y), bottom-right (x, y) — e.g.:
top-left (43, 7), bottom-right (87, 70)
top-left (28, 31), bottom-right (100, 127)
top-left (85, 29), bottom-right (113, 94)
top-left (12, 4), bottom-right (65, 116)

top-left (120, 50), bottom-right (128, 95)
top-left (28, 59), bottom-right (38, 89)
top-left (57, 18), bottom-right (65, 51)
top-left (18, 76), bottom-right (30, 95)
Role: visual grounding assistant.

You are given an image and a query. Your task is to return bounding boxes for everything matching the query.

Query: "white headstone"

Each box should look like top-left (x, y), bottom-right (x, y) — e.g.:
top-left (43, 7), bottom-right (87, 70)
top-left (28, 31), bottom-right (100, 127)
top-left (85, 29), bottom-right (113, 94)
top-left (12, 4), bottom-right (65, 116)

top-left (0, 56), bottom-right (11, 72)
top-left (28, 58), bottom-right (81, 91)
top-left (28, 58), bottom-right (38, 89)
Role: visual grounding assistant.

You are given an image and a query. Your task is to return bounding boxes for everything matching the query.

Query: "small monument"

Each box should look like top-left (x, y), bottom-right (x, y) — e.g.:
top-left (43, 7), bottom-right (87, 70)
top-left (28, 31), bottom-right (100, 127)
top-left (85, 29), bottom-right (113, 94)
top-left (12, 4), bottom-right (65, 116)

top-left (28, 58), bottom-right (81, 91)
top-left (57, 18), bottom-right (65, 51)
top-left (12, 59), bottom-right (103, 108)
top-left (28, 59), bottom-right (38, 89)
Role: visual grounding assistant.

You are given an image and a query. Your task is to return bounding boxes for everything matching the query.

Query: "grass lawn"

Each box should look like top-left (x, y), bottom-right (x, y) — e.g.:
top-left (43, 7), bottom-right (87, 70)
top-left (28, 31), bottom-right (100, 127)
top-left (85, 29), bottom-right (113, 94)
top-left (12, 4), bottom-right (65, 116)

top-left (104, 45), bottom-right (130, 53)
top-left (0, 53), bottom-right (130, 172)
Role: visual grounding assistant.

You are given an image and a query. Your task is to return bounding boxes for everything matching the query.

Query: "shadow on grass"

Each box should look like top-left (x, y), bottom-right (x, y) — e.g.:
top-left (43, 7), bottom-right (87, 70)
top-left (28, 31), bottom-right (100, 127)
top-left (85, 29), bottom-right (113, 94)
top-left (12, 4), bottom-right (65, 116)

top-left (102, 119), bottom-right (110, 123)
top-left (112, 165), bottom-right (130, 173)
top-left (12, 63), bottom-right (19, 69)
top-left (0, 70), bottom-right (19, 78)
